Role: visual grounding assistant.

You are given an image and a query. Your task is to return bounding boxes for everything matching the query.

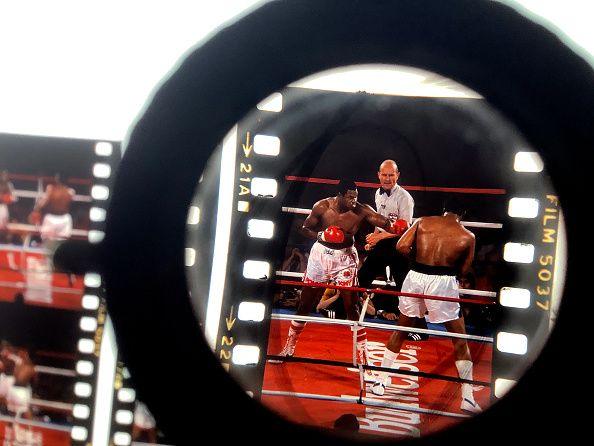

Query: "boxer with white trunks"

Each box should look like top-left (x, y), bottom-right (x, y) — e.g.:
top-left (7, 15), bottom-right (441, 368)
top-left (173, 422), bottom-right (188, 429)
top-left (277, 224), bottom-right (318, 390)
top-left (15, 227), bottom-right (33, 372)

top-left (0, 170), bottom-right (16, 231)
top-left (5, 348), bottom-right (35, 419)
top-left (29, 173), bottom-right (75, 241)
top-left (0, 342), bottom-right (16, 413)
top-left (270, 181), bottom-right (407, 379)
top-left (7, 385), bottom-right (32, 417)
top-left (0, 371), bottom-right (15, 414)
top-left (371, 210), bottom-right (482, 414)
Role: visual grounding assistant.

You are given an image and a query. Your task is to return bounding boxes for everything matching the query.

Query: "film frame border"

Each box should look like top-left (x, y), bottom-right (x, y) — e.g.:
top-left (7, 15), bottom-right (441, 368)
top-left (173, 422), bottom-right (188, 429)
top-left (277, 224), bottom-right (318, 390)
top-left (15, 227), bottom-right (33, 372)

top-left (491, 151), bottom-right (564, 399)
top-left (186, 91), bottom-right (286, 398)
top-left (187, 87), bottom-right (567, 413)
top-left (70, 140), bottom-right (123, 446)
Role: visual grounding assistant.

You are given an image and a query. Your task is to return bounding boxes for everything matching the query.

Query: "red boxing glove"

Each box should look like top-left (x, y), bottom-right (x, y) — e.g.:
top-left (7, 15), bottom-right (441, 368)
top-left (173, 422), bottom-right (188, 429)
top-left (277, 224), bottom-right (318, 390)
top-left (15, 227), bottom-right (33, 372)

top-left (1, 194), bottom-right (13, 205)
top-left (390, 219), bottom-right (409, 236)
top-left (318, 225), bottom-right (345, 244)
top-left (28, 211), bottom-right (41, 225)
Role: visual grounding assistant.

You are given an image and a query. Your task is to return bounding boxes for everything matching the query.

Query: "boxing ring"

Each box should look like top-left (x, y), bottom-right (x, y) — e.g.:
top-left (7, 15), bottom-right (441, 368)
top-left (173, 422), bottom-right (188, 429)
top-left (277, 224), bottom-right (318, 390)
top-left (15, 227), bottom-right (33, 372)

top-left (262, 278), bottom-right (494, 438)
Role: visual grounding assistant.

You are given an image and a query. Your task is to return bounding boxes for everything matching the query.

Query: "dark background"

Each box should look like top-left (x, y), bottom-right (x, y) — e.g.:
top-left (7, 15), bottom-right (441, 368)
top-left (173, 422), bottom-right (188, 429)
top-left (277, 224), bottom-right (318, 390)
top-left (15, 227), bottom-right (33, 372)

top-left (261, 87), bottom-right (532, 293)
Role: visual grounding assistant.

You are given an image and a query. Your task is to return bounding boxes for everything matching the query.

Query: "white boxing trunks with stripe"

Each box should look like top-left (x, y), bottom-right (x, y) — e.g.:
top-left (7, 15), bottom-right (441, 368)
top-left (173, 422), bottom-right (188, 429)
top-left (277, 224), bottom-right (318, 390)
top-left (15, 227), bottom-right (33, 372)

top-left (304, 241), bottom-right (358, 286)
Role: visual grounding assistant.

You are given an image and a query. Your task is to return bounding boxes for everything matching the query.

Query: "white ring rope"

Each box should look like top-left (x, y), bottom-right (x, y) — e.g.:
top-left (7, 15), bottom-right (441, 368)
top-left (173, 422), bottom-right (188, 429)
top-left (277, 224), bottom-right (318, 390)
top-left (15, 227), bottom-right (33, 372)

top-left (34, 366), bottom-right (77, 377)
top-left (271, 313), bottom-right (493, 343)
top-left (0, 414), bottom-right (72, 432)
top-left (281, 207), bottom-right (503, 229)
top-left (5, 223), bottom-right (88, 237)
top-left (12, 189), bottom-right (91, 203)
top-left (30, 399), bottom-right (73, 412)
top-left (261, 390), bottom-right (470, 419)
top-left (0, 281), bottom-right (82, 295)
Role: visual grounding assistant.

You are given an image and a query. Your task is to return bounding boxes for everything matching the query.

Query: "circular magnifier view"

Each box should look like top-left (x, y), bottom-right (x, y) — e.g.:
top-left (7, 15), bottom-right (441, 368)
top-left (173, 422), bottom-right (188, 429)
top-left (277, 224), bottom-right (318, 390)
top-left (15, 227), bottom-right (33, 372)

top-left (102, 0), bottom-right (592, 443)
top-left (187, 64), bottom-right (566, 438)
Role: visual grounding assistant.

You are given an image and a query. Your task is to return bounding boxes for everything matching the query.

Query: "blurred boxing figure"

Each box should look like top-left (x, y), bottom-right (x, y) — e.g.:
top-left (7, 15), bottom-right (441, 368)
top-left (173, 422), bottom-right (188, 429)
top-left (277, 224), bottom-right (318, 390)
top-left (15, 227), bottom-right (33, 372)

top-left (0, 170), bottom-right (16, 231)
top-left (0, 343), bottom-right (35, 419)
top-left (371, 208), bottom-right (482, 414)
top-left (29, 173), bottom-right (75, 242)
top-left (271, 181), bottom-right (407, 379)
top-left (8, 348), bottom-right (35, 420)
top-left (133, 400), bottom-right (158, 444)
top-left (0, 341), bottom-right (15, 414)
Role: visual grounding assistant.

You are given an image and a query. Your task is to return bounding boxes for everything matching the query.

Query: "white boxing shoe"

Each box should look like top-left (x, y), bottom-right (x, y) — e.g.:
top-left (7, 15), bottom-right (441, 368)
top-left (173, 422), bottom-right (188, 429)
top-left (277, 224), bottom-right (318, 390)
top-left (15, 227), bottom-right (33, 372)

top-left (461, 397), bottom-right (482, 414)
top-left (370, 381), bottom-right (386, 396)
top-left (363, 369), bottom-right (376, 383)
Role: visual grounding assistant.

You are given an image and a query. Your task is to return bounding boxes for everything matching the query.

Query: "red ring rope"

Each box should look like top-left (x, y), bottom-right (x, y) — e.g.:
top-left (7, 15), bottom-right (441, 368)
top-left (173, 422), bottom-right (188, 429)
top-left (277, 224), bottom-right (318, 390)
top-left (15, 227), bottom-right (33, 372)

top-left (275, 279), bottom-right (496, 306)
top-left (285, 176), bottom-right (506, 195)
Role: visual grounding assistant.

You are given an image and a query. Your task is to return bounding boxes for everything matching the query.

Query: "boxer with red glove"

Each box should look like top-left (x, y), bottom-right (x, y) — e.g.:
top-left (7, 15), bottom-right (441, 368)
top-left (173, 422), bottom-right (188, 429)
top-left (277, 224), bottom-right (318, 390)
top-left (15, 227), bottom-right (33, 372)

top-left (1, 194), bottom-right (14, 205)
top-left (272, 181), bottom-right (397, 379)
top-left (389, 218), bottom-right (409, 236)
top-left (317, 225), bottom-right (345, 244)
top-left (365, 219), bottom-right (409, 250)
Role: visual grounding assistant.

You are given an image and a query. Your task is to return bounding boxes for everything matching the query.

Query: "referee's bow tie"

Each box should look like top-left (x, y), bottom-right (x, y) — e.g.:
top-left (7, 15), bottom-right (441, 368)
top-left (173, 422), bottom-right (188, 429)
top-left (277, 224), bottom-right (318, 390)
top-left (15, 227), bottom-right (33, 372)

top-left (379, 188), bottom-right (391, 196)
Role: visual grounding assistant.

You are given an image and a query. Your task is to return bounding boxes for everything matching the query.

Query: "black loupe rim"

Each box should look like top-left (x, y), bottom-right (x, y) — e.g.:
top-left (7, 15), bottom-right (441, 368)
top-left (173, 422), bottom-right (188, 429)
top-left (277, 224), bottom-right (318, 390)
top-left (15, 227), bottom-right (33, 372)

top-left (103, 0), bottom-right (593, 444)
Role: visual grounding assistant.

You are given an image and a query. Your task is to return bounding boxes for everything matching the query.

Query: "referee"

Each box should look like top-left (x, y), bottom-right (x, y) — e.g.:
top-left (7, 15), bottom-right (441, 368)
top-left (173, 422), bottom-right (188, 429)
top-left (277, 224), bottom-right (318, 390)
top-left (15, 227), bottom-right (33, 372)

top-left (358, 160), bottom-right (427, 339)
top-left (359, 159), bottom-right (414, 288)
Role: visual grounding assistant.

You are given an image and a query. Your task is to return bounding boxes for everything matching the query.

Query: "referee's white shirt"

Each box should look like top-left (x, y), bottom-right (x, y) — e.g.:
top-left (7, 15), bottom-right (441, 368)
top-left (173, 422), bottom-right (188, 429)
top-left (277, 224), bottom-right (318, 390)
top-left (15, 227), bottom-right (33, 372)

top-left (374, 184), bottom-right (414, 229)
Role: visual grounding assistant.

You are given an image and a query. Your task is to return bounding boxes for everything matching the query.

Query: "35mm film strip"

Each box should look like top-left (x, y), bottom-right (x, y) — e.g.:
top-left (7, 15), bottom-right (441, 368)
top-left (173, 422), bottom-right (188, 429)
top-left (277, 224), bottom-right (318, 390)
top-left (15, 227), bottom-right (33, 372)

top-left (187, 83), bottom-right (566, 438)
top-left (67, 140), bottom-right (147, 446)
top-left (66, 140), bottom-right (164, 446)
top-left (0, 134), bottom-right (149, 446)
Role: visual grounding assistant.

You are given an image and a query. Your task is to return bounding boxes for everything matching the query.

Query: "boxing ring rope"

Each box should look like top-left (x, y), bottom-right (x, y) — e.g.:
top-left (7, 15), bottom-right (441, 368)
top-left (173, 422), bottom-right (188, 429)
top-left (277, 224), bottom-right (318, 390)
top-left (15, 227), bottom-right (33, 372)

top-left (11, 189), bottom-right (92, 203)
top-left (267, 351), bottom-right (489, 386)
top-left (0, 414), bottom-right (71, 432)
top-left (261, 390), bottom-right (471, 419)
top-left (0, 244), bottom-right (68, 257)
top-left (284, 176), bottom-right (507, 195)
top-left (6, 173), bottom-right (91, 186)
top-left (275, 279), bottom-right (496, 306)
top-left (0, 280), bottom-right (82, 295)
top-left (34, 366), bottom-right (77, 378)
top-left (281, 207), bottom-right (503, 229)
top-left (30, 399), bottom-right (73, 412)
top-left (275, 270), bottom-right (497, 298)
top-left (4, 223), bottom-right (89, 237)
top-left (271, 313), bottom-right (493, 343)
